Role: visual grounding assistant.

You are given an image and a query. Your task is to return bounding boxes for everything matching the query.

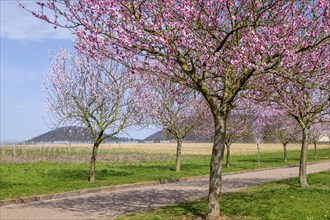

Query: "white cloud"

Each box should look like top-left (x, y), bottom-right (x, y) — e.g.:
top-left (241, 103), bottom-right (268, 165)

top-left (0, 1), bottom-right (72, 41)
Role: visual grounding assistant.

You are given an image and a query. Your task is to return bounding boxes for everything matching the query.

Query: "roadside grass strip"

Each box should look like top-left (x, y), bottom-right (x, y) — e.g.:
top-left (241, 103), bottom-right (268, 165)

top-left (0, 148), bottom-right (329, 200)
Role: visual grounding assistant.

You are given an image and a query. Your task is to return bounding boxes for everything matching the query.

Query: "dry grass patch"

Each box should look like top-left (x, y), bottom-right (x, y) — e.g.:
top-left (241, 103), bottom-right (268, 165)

top-left (98, 142), bottom-right (329, 155)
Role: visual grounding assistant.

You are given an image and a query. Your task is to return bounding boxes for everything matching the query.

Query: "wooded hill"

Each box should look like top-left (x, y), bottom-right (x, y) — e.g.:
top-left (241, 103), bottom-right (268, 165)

top-left (25, 126), bottom-right (134, 144)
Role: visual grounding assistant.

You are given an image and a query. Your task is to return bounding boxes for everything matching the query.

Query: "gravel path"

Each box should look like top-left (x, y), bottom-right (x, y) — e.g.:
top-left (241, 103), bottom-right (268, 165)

top-left (1, 161), bottom-right (329, 220)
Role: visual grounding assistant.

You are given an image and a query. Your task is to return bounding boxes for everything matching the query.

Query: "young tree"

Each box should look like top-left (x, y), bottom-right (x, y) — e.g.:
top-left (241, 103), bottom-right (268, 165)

top-left (28, 1), bottom-right (329, 217)
top-left (309, 125), bottom-right (321, 159)
top-left (44, 49), bottom-right (132, 182)
top-left (225, 111), bottom-right (248, 168)
top-left (250, 112), bottom-right (269, 165)
top-left (241, 101), bottom-right (283, 164)
top-left (132, 75), bottom-right (207, 172)
top-left (272, 114), bottom-right (300, 162)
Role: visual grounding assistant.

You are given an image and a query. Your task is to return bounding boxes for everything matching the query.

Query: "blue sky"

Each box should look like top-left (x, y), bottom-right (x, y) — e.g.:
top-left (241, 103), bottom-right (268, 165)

top-left (0, 1), bottom-right (156, 141)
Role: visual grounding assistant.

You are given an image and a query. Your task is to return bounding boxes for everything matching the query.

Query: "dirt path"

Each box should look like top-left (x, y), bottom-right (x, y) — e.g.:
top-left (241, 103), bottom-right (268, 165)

top-left (1, 161), bottom-right (329, 220)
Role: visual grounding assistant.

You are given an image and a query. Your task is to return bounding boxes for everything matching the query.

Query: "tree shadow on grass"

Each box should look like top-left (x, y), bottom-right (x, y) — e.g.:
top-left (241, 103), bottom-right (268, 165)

top-left (98, 168), bottom-right (134, 178)
top-left (182, 163), bottom-right (209, 169)
top-left (180, 164), bottom-right (210, 174)
top-left (0, 179), bottom-right (25, 187)
top-left (177, 200), bottom-right (207, 219)
top-left (46, 168), bottom-right (134, 181)
top-left (236, 157), bottom-right (285, 163)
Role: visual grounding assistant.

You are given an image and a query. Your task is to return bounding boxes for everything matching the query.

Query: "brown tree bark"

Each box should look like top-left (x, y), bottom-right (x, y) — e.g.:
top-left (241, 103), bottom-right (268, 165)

top-left (313, 141), bottom-right (317, 159)
top-left (175, 138), bottom-right (183, 172)
top-left (257, 143), bottom-right (260, 165)
top-left (299, 127), bottom-right (309, 188)
top-left (206, 115), bottom-right (226, 219)
top-left (283, 142), bottom-right (288, 162)
top-left (89, 142), bottom-right (100, 183)
top-left (225, 142), bottom-right (231, 168)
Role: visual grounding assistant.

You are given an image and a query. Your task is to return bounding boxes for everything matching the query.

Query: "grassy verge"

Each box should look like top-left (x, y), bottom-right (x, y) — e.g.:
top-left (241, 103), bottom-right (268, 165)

top-left (117, 171), bottom-right (330, 220)
top-left (0, 148), bottom-right (329, 200)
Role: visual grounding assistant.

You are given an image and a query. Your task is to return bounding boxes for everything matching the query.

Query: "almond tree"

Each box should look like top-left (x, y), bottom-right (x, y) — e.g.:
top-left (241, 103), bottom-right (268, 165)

top-left (250, 45), bottom-right (330, 187)
top-left (272, 114), bottom-right (300, 162)
top-left (249, 108), bottom-right (274, 164)
top-left (224, 111), bottom-right (248, 168)
top-left (28, 1), bottom-right (329, 217)
top-left (132, 75), bottom-right (207, 172)
top-left (238, 98), bottom-right (279, 164)
top-left (44, 49), bottom-right (132, 182)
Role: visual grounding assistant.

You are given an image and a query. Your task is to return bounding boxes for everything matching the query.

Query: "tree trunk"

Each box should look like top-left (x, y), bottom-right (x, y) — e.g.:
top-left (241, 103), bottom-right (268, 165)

top-left (257, 142), bottom-right (260, 164)
top-left (206, 116), bottom-right (226, 219)
top-left (225, 142), bottom-right (231, 168)
top-left (313, 141), bottom-right (317, 159)
top-left (175, 138), bottom-right (183, 172)
top-left (283, 142), bottom-right (288, 162)
top-left (299, 127), bottom-right (309, 188)
top-left (89, 142), bottom-right (99, 183)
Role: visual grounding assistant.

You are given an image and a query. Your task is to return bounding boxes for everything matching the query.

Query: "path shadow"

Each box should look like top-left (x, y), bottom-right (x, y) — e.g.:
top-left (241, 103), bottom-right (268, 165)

top-left (223, 177), bottom-right (276, 191)
top-left (22, 176), bottom-right (278, 219)
top-left (27, 185), bottom-right (208, 219)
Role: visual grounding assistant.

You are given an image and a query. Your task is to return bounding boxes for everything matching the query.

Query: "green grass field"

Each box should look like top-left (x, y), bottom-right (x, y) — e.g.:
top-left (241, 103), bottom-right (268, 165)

top-left (117, 171), bottom-right (330, 220)
top-left (0, 148), bottom-right (329, 200)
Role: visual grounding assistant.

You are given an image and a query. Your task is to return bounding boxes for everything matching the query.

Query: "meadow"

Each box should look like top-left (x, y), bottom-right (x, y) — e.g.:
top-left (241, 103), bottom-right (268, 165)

top-left (1, 142), bottom-right (329, 163)
top-left (0, 142), bottom-right (329, 201)
top-left (74, 142), bottom-right (329, 155)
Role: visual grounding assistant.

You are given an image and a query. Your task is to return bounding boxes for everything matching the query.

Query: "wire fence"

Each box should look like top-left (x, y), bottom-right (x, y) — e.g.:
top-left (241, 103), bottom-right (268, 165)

top-left (0, 143), bottom-right (179, 164)
top-left (0, 144), bottom-right (112, 160)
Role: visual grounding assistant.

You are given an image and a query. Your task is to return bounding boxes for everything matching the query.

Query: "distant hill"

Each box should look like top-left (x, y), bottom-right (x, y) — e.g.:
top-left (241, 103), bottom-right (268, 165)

top-left (26, 126), bottom-right (135, 144)
top-left (144, 130), bottom-right (164, 142)
top-left (144, 130), bottom-right (212, 143)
